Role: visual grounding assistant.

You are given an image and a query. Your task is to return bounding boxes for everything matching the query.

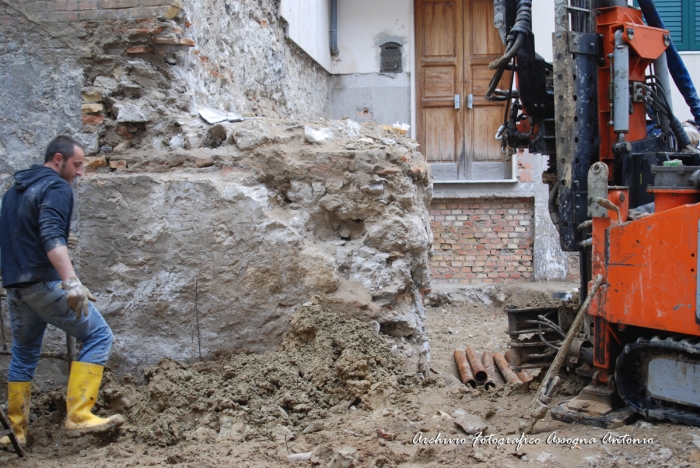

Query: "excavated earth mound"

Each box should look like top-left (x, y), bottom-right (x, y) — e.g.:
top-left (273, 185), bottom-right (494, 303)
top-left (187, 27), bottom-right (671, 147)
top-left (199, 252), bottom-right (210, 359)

top-left (95, 298), bottom-right (419, 447)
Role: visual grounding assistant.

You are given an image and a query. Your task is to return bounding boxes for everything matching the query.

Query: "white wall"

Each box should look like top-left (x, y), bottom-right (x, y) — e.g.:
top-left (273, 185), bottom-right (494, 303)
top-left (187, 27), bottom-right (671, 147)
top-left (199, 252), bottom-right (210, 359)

top-left (671, 53), bottom-right (700, 122)
top-left (334, 0), bottom-right (413, 74)
top-left (280, 0), bottom-right (332, 72)
top-left (532, 0), bottom-right (555, 63)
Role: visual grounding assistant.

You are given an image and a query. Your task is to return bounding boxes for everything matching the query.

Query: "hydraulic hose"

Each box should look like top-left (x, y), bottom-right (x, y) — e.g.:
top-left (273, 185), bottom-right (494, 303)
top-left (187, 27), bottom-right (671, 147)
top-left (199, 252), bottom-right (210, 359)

top-left (637, 0), bottom-right (700, 124)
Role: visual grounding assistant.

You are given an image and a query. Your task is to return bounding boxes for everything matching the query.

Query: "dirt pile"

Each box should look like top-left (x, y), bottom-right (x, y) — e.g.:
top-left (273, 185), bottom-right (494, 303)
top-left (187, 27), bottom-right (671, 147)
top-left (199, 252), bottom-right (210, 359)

top-left (99, 298), bottom-right (417, 447)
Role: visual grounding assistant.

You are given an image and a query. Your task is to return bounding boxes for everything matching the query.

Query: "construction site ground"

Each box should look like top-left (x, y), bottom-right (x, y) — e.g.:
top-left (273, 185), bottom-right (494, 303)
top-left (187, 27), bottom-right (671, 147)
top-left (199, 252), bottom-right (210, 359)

top-left (2, 281), bottom-right (699, 468)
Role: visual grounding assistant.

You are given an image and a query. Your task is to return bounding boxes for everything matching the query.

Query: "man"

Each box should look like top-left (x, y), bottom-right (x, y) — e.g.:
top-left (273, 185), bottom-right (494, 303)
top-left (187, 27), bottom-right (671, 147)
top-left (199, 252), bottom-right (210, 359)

top-left (0, 135), bottom-right (124, 446)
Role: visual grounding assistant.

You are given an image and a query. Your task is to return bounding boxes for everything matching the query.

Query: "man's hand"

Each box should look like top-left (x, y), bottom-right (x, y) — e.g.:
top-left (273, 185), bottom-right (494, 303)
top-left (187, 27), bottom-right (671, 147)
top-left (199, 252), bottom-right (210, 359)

top-left (62, 277), bottom-right (97, 318)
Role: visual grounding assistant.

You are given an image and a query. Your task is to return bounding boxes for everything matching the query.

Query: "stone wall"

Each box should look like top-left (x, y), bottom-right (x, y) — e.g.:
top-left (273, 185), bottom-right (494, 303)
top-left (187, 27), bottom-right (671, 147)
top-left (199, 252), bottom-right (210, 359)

top-left (0, 0), bottom-right (330, 181)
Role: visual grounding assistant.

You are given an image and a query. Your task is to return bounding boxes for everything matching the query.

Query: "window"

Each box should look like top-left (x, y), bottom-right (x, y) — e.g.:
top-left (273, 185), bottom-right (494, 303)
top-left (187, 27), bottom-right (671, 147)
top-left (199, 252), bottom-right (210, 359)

top-left (637, 0), bottom-right (700, 51)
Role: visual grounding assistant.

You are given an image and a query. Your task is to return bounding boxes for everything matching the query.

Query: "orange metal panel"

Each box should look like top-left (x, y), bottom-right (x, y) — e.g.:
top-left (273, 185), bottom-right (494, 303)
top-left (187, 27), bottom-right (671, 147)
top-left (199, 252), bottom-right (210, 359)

top-left (648, 188), bottom-right (700, 213)
top-left (602, 203), bottom-right (700, 335)
top-left (623, 23), bottom-right (669, 61)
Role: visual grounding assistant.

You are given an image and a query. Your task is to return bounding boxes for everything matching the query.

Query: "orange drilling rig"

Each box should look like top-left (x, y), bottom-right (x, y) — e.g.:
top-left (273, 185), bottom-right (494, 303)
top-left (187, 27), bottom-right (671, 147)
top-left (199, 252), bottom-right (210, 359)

top-left (493, 0), bottom-right (700, 425)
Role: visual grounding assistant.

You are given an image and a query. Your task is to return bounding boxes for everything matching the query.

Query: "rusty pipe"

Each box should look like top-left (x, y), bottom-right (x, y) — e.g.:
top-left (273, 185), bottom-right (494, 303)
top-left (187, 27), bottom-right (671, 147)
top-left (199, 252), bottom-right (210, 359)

top-left (481, 351), bottom-right (497, 389)
top-left (453, 349), bottom-right (477, 387)
top-left (494, 352), bottom-right (522, 384)
top-left (465, 347), bottom-right (488, 384)
top-left (504, 349), bottom-right (533, 382)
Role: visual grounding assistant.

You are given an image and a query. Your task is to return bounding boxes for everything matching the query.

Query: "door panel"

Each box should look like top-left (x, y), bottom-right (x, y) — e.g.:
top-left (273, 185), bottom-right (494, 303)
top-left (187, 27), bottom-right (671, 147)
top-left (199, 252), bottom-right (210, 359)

top-left (424, 67), bottom-right (456, 97)
top-left (416, 0), bottom-right (509, 180)
top-left (464, 0), bottom-right (510, 178)
top-left (423, 2), bottom-right (457, 57)
top-left (416, 0), bottom-right (464, 178)
top-left (472, 106), bottom-right (504, 161)
top-left (425, 108), bottom-right (457, 162)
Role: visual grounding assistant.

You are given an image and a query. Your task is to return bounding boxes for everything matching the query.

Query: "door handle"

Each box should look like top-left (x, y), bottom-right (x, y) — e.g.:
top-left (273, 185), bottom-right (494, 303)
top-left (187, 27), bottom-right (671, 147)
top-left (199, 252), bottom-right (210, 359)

top-left (454, 94), bottom-right (461, 109)
top-left (467, 93), bottom-right (473, 109)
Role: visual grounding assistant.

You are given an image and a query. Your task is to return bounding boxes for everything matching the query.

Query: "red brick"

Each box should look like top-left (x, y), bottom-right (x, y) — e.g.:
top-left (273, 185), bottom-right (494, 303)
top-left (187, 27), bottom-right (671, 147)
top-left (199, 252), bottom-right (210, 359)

top-left (82, 113), bottom-right (104, 125)
top-left (78, 0), bottom-right (97, 9)
top-left (127, 45), bottom-right (152, 54)
top-left (98, 0), bottom-right (138, 8)
top-left (47, 1), bottom-right (69, 11)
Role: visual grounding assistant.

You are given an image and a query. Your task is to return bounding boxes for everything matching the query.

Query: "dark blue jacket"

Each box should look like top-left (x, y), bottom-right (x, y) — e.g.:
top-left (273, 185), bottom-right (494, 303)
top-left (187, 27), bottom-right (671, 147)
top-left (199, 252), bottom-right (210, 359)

top-left (0, 165), bottom-right (73, 287)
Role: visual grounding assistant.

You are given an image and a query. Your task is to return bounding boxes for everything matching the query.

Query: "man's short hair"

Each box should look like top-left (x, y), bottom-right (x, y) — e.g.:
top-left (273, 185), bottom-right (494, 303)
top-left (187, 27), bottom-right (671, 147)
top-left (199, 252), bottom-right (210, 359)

top-left (43, 135), bottom-right (83, 163)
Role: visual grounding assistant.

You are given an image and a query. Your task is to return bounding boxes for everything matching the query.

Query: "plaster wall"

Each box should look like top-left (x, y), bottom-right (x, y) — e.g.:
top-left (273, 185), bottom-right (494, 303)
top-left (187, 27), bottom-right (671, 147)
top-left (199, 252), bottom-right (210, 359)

top-left (333, 0), bottom-right (413, 75)
top-left (330, 0), bottom-right (414, 130)
top-left (280, 0), bottom-right (332, 72)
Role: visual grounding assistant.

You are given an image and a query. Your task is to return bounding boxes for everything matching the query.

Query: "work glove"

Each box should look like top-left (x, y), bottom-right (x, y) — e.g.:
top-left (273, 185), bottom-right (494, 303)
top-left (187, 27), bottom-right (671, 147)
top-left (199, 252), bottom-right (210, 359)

top-left (62, 278), bottom-right (97, 318)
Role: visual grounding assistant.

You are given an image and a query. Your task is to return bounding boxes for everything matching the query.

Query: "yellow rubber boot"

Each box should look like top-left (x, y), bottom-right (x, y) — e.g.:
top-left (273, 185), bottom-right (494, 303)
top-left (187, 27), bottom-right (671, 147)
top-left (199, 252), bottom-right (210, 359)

top-left (0, 382), bottom-right (31, 446)
top-left (65, 362), bottom-right (125, 438)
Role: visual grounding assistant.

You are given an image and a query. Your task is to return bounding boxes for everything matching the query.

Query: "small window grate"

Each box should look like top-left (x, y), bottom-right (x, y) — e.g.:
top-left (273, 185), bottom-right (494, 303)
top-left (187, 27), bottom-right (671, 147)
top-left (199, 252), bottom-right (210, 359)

top-left (380, 42), bottom-right (402, 73)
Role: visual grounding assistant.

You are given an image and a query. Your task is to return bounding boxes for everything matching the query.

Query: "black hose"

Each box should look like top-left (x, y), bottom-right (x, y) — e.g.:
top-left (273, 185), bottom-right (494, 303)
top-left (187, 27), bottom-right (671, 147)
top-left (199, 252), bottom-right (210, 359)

top-left (490, 34), bottom-right (525, 70)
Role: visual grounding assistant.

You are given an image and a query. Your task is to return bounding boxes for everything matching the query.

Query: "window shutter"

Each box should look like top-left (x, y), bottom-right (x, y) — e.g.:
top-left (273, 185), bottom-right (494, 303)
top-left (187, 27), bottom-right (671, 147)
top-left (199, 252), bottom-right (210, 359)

top-left (655, 0), bottom-right (685, 49)
top-left (634, 0), bottom-right (695, 51)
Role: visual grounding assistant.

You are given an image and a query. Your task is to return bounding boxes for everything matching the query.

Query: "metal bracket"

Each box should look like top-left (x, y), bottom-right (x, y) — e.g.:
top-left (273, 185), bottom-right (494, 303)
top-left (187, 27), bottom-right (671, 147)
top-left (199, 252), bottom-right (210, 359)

top-left (632, 82), bottom-right (645, 103)
top-left (568, 32), bottom-right (599, 56)
top-left (588, 162), bottom-right (609, 218)
top-left (454, 94), bottom-right (461, 109)
top-left (467, 93), bottom-right (473, 109)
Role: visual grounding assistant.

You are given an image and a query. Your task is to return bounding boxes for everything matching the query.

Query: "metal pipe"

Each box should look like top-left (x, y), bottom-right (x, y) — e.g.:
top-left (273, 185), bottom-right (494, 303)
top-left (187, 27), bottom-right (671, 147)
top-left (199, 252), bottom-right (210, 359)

top-left (494, 352), bottom-right (522, 384)
top-left (481, 351), bottom-right (498, 389)
top-left (330, 0), bottom-right (339, 56)
top-left (465, 347), bottom-right (488, 384)
top-left (654, 52), bottom-right (673, 133)
top-left (454, 349), bottom-right (477, 387)
top-left (613, 30), bottom-right (629, 134)
top-left (517, 369), bottom-right (534, 383)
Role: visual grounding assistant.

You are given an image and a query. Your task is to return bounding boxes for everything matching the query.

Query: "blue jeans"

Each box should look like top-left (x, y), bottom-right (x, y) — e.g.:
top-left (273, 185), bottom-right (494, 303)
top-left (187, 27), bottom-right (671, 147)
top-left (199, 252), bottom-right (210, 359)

top-left (6, 280), bottom-right (113, 382)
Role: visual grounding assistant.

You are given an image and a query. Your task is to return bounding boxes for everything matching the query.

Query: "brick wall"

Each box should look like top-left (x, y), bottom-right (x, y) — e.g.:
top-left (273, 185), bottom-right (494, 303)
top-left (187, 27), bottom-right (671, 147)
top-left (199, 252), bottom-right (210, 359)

top-left (19, 0), bottom-right (173, 22)
top-left (430, 198), bottom-right (535, 284)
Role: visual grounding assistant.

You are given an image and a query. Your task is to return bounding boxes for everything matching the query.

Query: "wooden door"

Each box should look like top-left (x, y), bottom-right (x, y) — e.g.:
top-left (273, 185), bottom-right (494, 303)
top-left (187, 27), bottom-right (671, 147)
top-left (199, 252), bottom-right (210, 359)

top-left (416, 0), bottom-right (510, 180)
